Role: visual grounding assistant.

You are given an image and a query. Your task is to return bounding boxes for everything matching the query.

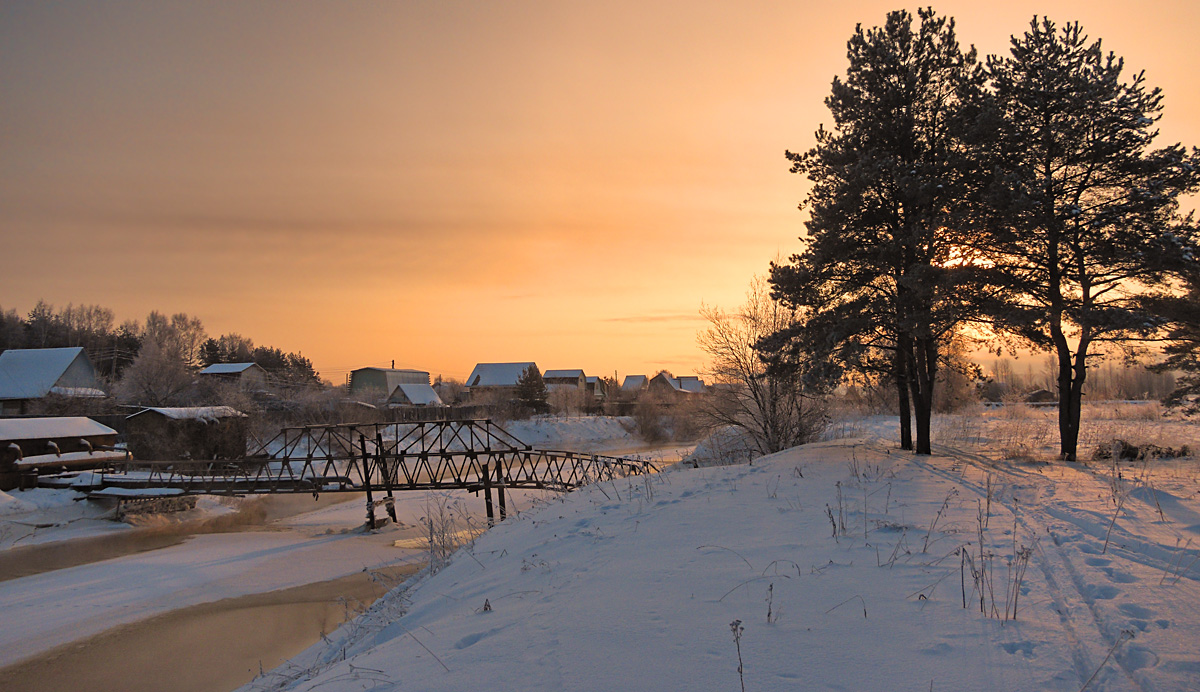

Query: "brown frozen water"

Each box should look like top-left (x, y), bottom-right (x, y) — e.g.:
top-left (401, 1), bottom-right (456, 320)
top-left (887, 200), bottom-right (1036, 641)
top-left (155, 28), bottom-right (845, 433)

top-left (0, 564), bottom-right (419, 692)
top-left (0, 493), bottom-right (362, 583)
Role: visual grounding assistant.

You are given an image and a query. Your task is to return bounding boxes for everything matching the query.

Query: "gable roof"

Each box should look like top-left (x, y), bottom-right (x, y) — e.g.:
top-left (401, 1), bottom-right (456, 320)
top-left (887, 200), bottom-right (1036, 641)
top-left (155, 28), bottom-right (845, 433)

top-left (199, 362), bottom-right (263, 375)
top-left (621, 375), bottom-right (648, 390)
top-left (0, 347), bottom-right (93, 400)
top-left (0, 416), bottom-right (116, 442)
top-left (543, 369), bottom-right (585, 380)
top-left (466, 362), bottom-right (536, 388)
top-left (387, 383), bottom-right (444, 406)
top-left (127, 406), bottom-right (248, 422)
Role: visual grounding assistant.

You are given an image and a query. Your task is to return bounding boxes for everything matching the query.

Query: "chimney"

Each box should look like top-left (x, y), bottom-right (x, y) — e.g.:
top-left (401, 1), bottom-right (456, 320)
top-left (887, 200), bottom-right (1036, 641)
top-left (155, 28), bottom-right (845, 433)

top-left (391, 359), bottom-right (395, 369)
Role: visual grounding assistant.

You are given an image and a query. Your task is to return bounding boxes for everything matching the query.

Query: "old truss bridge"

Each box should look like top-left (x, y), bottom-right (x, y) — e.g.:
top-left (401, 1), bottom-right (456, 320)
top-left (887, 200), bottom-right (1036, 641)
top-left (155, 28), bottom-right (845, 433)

top-left (63, 420), bottom-right (655, 525)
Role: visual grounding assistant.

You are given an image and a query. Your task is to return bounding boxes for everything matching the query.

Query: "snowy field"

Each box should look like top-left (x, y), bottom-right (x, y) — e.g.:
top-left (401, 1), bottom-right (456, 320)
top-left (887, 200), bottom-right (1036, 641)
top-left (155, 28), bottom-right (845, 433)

top-left (246, 407), bottom-right (1200, 692)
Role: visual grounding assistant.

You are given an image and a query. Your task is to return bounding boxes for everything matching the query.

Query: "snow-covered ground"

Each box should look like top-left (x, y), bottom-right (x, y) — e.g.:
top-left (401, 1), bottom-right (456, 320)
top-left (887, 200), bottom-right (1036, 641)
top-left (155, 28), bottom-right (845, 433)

top-left (0, 415), bottom-right (658, 553)
top-left (0, 415), bottom-right (685, 676)
top-left (247, 411), bottom-right (1200, 692)
top-left (501, 415), bottom-right (637, 451)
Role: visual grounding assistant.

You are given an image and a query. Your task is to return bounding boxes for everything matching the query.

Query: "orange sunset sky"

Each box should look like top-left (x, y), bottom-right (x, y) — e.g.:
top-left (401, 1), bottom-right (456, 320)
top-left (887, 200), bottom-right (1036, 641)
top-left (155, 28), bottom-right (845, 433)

top-left (3, 1), bottom-right (1198, 383)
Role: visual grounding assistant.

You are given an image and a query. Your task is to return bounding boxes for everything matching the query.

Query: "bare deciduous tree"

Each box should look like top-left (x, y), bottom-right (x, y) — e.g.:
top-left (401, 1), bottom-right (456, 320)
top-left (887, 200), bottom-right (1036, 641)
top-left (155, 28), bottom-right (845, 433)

top-left (698, 274), bottom-right (828, 456)
top-left (115, 340), bottom-right (195, 406)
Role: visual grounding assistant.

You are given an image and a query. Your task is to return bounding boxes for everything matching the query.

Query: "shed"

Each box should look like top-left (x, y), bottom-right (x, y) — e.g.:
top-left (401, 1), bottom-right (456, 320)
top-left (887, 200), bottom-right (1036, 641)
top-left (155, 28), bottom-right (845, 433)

top-left (0, 347), bottom-right (106, 414)
top-left (0, 416), bottom-right (122, 489)
top-left (386, 383), bottom-right (444, 407)
top-left (199, 362), bottom-right (269, 390)
top-left (125, 406), bottom-right (249, 461)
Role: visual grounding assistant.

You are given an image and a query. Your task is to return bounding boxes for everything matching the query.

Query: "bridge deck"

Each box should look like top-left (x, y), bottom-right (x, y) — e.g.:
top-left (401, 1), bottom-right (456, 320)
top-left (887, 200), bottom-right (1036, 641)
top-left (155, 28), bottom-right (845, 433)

top-left (46, 420), bottom-right (655, 524)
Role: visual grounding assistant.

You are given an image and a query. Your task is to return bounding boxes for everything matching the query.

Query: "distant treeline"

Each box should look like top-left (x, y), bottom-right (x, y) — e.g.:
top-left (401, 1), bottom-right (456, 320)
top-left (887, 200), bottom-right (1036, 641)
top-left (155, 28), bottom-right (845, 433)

top-left (0, 300), bottom-right (320, 387)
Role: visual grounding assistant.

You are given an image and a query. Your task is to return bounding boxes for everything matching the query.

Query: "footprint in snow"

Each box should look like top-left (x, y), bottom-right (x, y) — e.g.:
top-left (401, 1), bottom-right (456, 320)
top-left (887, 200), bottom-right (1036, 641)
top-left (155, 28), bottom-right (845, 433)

top-left (1122, 644), bottom-right (1160, 671)
top-left (1086, 584), bottom-right (1121, 600)
top-left (1000, 641), bottom-right (1036, 657)
top-left (1118, 603), bottom-right (1154, 619)
top-left (1103, 568), bottom-right (1137, 584)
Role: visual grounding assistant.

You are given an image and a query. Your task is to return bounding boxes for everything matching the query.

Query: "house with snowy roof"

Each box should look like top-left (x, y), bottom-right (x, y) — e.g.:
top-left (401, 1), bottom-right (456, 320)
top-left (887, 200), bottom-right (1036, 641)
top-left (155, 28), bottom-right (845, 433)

top-left (386, 383), bottom-right (444, 408)
top-left (465, 362), bottom-right (538, 403)
top-left (621, 375), bottom-right (648, 393)
top-left (647, 372), bottom-right (706, 399)
top-left (543, 369), bottom-right (586, 391)
top-left (198, 362), bottom-right (268, 390)
top-left (0, 347), bottom-right (106, 415)
top-left (585, 376), bottom-right (605, 400)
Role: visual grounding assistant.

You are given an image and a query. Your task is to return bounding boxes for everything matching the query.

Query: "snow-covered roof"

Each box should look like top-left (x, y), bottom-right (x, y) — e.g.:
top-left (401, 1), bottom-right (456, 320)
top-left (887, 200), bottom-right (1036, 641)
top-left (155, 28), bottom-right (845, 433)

top-left (0, 416), bottom-right (117, 442)
top-left (387, 383), bottom-right (444, 406)
top-left (466, 362), bottom-right (536, 388)
top-left (48, 386), bottom-right (107, 398)
top-left (127, 406), bottom-right (248, 422)
top-left (543, 369), bottom-right (585, 380)
top-left (199, 362), bottom-right (262, 375)
top-left (13, 449), bottom-right (130, 470)
top-left (650, 372), bottom-right (693, 393)
top-left (621, 375), bottom-right (647, 391)
top-left (0, 347), bottom-right (91, 400)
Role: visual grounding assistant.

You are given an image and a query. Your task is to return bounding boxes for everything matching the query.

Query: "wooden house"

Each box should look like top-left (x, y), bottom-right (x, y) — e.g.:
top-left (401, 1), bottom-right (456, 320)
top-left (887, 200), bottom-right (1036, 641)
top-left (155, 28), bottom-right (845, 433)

top-left (464, 362), bottom-right (537, 402)
top-left (0, 347), bottom-right (106, 415)
top-left (198, 362), bottom-right (269, 390)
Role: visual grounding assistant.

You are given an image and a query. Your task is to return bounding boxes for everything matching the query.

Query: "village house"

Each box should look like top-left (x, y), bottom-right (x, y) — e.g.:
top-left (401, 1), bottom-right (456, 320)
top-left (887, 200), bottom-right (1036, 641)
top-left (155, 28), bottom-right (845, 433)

top-left (464, 362), bottom-right (537, 403)
top-left (386, 383), bottom-right (444, 408)
top-left (0, 347), bottom-right (106, 415)
top-left (542, 369), bottom-right (586, 391)
top-left (620, 374), bottom-right (648, 397)
top-left (647, 372), bottom-right (707, 400)
top-left (198, 362), bottom-right (269, 390)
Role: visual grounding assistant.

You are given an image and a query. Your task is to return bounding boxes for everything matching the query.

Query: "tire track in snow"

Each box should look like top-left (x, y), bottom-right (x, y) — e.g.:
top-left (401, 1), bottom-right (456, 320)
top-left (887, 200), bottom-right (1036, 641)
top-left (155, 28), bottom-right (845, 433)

top-left (909, 444), bottom-right (1152, 692)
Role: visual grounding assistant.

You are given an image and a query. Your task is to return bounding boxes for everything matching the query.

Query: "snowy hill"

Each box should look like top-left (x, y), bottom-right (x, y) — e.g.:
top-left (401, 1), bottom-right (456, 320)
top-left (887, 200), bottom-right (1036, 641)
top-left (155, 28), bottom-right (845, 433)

top-left (245, 436), bottom-right (1200, 692)
top-left (500, 416), bottom-right (636, 450)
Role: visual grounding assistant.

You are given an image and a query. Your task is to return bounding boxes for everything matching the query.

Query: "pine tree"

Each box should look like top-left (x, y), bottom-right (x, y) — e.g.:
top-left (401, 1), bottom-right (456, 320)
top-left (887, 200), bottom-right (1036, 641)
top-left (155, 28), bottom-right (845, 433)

top-left (980, 18), bottom-right (1200, 459)
top-left (1142, 276), bottom-right (1200, 414)
top-left (515, 364), bottom-right (548, 415)
top-left (770, 8), bottom-right (987, 454)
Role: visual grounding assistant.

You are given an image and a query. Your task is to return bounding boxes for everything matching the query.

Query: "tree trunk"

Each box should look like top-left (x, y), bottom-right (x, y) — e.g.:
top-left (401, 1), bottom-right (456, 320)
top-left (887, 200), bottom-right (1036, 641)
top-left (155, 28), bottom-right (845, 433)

top-left (909, 336), bottom-right (937, 456)
top-left (895, 340), bottom-right (913, 451)
top-left (1051, 323), bottom-right (1089, 461)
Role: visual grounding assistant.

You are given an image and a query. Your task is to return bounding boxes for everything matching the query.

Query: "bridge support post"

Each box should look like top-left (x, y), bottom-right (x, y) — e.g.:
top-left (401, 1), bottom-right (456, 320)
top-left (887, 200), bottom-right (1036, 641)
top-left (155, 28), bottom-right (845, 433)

top-left (495, 456), bottom-right (507, 521)
top-left (377, 433), bottom-right (398, 525)
top-left (359, 434), bottom-right (376, 530)
top-left (482, 459), bottom-right (495, 527)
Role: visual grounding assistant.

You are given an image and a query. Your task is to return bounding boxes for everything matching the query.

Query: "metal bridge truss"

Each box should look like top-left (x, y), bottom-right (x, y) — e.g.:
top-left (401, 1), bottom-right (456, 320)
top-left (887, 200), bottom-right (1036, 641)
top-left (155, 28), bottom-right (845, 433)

top-left (91, 420), bottom-right (653, 525)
